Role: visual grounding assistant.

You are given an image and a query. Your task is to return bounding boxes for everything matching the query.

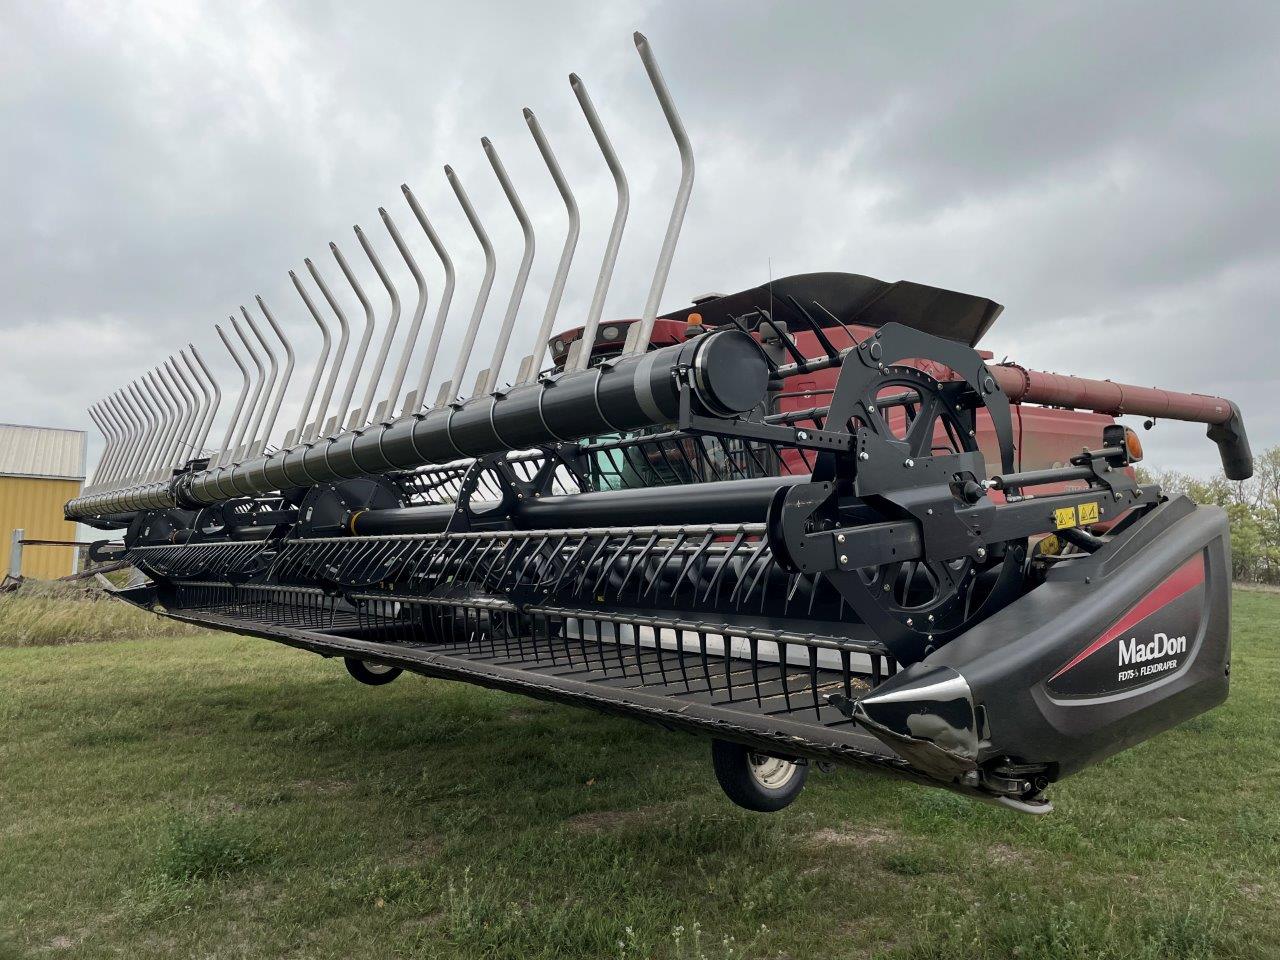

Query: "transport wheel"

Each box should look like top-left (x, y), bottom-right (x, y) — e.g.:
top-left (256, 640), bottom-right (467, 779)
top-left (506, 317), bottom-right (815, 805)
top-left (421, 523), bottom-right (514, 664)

top-left (710, 740), bottom-right (808, 812)
top-left (343, 657), bottom-right (402, 686)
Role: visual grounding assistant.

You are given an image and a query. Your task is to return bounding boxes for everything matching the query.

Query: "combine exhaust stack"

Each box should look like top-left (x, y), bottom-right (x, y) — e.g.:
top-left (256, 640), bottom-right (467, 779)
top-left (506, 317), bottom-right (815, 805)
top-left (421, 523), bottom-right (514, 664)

top-left (69, 33), bottom-right (1252, 814)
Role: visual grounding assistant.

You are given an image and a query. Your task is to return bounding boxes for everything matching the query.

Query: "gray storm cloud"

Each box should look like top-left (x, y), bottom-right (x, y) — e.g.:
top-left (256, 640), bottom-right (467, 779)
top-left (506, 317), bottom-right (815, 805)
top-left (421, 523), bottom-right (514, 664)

top-left (1, 0), bottom-right (1276, 477)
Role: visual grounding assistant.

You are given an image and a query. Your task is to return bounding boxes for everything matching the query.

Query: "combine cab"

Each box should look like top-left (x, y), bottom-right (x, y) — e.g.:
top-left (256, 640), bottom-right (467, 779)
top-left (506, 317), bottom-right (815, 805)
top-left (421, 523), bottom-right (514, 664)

top-left (68, 34), bottom-right (1253, 814)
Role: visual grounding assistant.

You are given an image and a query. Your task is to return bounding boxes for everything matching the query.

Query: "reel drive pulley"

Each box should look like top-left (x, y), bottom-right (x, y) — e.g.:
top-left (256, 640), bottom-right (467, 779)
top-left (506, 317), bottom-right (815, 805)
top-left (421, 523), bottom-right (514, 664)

top-left (68, 32), bottom-right (1252, 815)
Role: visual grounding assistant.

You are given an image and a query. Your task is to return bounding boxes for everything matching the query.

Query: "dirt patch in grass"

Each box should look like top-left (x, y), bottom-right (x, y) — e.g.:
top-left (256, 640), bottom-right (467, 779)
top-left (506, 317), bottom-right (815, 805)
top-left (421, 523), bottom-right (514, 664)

top-left (1238, 881), bottom-right (1275, 903)
top-left (387, 837), bottom-right (442, 867)
top-left (809, 824), bottom-right (898, 849)
top-left (985, 842), bottom-right (1033, 867)
top-left (564, 804), bottom-right (670, 835)
top-left (292, 777), bottom-right (354, 796)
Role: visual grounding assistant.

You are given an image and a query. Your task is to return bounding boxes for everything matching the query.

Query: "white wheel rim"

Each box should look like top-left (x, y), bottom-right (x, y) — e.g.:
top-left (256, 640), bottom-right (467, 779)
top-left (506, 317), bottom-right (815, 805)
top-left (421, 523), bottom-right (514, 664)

top-left (747, 753), bottom-right (798, 790)
top-left (362, 660), bottom-right (396, 675)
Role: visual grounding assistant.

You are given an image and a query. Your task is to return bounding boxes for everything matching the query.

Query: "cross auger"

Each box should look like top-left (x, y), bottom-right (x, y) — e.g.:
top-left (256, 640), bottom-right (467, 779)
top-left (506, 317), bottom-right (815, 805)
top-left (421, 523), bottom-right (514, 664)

top-left (67, 34), bottom-right (1254, 814)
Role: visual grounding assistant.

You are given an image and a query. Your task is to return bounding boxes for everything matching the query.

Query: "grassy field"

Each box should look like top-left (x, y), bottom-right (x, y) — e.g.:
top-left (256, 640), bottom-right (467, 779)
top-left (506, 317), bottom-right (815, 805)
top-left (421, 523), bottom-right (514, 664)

top-left (1, 588), bottom-right (1277, 959)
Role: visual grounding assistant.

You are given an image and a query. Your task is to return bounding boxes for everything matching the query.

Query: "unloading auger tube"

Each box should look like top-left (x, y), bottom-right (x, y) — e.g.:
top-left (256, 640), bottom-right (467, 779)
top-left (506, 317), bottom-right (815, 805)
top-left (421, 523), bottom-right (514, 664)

top-left (70, 30), bottom-right (1254, 817)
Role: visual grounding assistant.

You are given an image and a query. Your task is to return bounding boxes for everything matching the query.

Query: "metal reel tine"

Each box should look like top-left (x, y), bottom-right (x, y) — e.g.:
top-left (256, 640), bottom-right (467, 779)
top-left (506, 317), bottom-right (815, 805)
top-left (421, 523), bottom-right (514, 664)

top-left (354, 223), bottom-right (402, 425)
top-left (104, 396), bottom-right (133, 488)
top-left (568, 72), bottom-right (627, 372)
top-left (167, 353), bottom-right (201, 466)
top-left (105, 391), bottom-right (138, 486)
top-left (85, 403), bottom-right (111, 489)
top-left (178, 349), bottom-right (210, 464)
top-left (109, 393), bottom-right (138, 487)
top-left (181, 349), bottom-right (209, 463)
top-left (304, 256), bottom-right (351, 438)
top-left (444, 164), bottom-right (496, 401)
top-left (379, 206), bottom-right (428, 416)
top-left (521, 108), bottom-right (579, 383)
top-left (122, 381), bottom-right (154, 481)
top-left (188, 344), bottom-right (222, 459)
top-left (240, 306), bottom-right (278, 455)
top-left (480, 136), bottom-right (535, 396)
top-left (150, 365), bottom-right (183, 477)
top-left (94, 398), bottom-right (126, 488)
top-left (254, 296), bottom-right (294, 452)
top-left (329, 242), bottom-right (376, 427)
top-left (132, 370), bottom-right (162, 479)
top-left (402, 183), bottom-right (456, 409)
top-left (136, 369), bottom-right (164, 480)
top-left (288, 268), bottom-right (333, 444)
top-left (98, 396), bottom-right (130, 488)
top-left (151, 364), bottom-right (183, 476)
top-left (624, 32), bottom-right (694, 358)
top-left (228, 315), bottom-right (265, 459)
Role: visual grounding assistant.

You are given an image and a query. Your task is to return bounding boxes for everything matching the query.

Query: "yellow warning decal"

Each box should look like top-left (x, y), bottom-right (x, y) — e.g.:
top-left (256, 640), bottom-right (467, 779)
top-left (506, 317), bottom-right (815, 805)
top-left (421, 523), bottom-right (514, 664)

top-left (1054, 506), bottom-right (1078, 530)
top-left (1078, 501), bottom-right (1100, 525)
top-left (1038, 534), bottom-right (1061, 557)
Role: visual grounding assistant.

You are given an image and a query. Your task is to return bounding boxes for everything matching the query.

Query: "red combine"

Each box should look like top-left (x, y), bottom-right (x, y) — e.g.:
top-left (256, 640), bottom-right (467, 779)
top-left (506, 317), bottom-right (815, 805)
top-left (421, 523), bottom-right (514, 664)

top-left (551, 271), bottom-right (1244, 493)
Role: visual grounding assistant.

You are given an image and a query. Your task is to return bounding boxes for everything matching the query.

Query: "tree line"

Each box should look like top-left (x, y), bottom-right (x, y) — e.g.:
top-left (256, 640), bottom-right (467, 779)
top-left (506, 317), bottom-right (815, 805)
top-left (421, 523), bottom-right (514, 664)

top-left (1138, 446), bottom-right (1280, 584)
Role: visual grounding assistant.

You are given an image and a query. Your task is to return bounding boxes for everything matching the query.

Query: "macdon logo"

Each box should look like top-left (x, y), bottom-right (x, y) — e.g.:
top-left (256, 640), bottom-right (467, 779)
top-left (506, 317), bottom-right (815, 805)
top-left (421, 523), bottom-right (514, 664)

top-left (1118, 632), bottom-right (1187, 666)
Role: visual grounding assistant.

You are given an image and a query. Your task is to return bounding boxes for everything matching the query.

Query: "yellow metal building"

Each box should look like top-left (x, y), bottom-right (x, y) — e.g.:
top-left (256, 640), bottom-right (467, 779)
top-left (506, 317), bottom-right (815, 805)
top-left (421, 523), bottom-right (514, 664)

top-left (0, 424), bottom-right (86, 579)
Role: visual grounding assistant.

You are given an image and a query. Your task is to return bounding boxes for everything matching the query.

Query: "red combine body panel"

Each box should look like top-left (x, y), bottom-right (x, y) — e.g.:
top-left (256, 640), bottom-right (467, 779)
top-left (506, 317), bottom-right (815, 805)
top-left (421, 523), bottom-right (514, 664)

top-left (553, 273), bottom-right (1144, 487)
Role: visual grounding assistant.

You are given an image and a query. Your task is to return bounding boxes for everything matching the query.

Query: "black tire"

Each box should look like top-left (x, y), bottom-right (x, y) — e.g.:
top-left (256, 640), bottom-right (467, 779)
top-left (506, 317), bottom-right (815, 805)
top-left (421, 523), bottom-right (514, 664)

top-left (343, 657), bottom-right (402, 686)
top-left (710, 739), bottom-right (809, 812)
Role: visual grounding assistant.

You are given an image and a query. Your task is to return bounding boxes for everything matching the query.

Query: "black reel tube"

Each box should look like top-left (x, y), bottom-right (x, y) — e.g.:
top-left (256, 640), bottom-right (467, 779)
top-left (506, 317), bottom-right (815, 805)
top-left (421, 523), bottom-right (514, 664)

top-left (66, 329), bottom-right (768, 520)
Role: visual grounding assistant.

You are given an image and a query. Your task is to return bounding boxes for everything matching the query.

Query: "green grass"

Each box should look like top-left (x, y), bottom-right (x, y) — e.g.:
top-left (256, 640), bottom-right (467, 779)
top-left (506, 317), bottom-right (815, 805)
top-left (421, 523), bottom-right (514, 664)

top-left (1, 590), bottom-right (1277, 959)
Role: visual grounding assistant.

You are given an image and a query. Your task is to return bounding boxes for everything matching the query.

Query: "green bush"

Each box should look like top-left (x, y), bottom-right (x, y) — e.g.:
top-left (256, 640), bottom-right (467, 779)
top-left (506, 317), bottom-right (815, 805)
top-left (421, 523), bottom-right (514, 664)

top-left (153, 813), bottom-right (273, 883)
top-left (1139, 444), bottom-right (1280, 585)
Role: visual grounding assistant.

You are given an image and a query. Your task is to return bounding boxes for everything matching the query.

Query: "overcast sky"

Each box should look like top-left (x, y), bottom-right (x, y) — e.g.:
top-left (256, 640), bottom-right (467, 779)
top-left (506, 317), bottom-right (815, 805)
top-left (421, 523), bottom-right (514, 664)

top-left (2, 0), bottom-right (1276, 480)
